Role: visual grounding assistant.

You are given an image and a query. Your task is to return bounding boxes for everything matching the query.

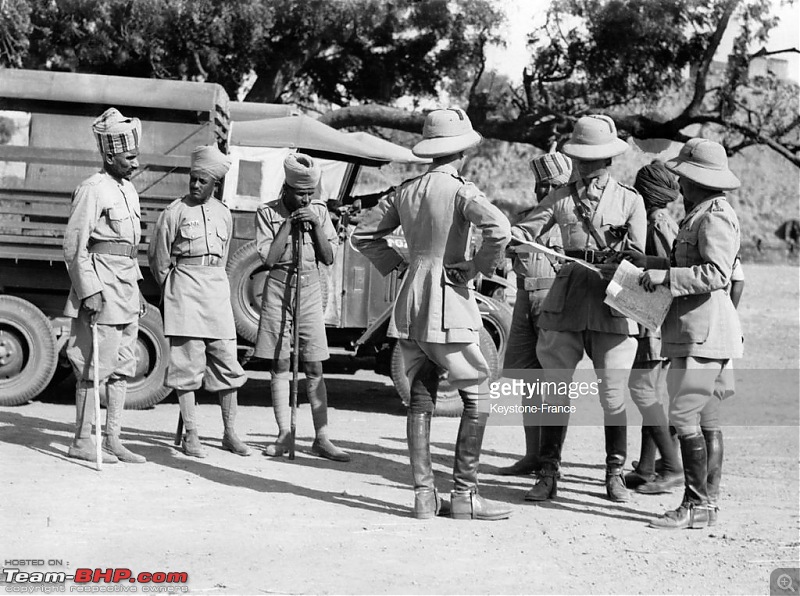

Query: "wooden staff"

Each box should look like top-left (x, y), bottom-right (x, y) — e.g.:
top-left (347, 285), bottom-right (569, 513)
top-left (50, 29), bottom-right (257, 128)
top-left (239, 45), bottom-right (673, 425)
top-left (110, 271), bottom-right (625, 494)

top-left (289, 223), bottom-right (303, 460)
top-left (92, 322), bottom-right (102, 471)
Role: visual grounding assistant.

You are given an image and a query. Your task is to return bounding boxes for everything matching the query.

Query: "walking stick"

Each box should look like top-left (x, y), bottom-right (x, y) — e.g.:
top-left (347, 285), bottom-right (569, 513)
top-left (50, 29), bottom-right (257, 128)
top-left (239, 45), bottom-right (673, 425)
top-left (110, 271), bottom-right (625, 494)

top-left (91, 321), bottom-right (102, 472)
top-left (289, 223), bottom-right (303, 460)
top-left (174, 412), bottom-right (183, 447)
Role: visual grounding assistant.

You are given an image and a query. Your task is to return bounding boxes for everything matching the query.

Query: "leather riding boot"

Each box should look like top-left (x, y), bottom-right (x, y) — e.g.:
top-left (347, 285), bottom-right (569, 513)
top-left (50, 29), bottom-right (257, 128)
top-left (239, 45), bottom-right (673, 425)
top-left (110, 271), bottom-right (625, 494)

top-left (524, 423), bottom-right (564, 500)
top-left (308, 373), bottom-right (350, 462)
top-left (69, 381), bottom-right (117, 464)
top-left (219, 390), bottom-right (251, 456)
top-left (102, 377), bottom-right (146, 463)
top-left (604, 418), bottom-right (629, 502)
top-left (703, 429), bottom-right (723, 526)
top-left (407, 412), bottom-right (443, 519)
top-left (451, 410), bottom-right (511, 521)
top-left (496, 424), bottom-right (541, 476)
top-left (626, 426), bottom-right (656, 488)
top-left (178, 390), bottom-right (207, 458)
top-left (649, 433), bottom-right (710, 530)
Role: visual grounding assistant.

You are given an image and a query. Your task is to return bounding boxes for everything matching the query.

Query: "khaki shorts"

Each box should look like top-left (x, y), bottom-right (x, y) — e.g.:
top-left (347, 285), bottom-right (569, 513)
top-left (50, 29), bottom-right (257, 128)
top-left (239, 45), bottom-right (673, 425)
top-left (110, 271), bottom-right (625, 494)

top-left (66, 311), bottom-right (138, 382)
top-left (254, 270), bottom-right (329, 362)
top-left (166, 337), bottom-right (247, 392)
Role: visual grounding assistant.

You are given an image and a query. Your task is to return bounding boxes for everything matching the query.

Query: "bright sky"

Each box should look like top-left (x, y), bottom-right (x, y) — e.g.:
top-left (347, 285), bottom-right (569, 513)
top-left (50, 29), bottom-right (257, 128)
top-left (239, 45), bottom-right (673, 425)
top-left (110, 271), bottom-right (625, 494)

top-left (486, 0), bottom-right (800, 83)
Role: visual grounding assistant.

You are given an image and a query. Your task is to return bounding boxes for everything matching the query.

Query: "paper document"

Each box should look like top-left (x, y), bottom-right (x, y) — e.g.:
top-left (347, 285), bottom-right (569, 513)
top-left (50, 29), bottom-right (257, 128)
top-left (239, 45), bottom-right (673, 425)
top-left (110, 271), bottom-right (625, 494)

top-left (604, 259), bottom-right (673, 332)
top-left (512, 239), bottom-right (601, 274)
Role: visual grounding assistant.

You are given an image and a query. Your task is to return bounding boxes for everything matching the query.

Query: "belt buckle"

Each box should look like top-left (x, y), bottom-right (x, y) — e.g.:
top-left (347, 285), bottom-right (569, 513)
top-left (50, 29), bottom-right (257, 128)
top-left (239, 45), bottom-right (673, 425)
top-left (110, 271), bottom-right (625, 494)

top-left (583, 249), bottom-right (593, 264)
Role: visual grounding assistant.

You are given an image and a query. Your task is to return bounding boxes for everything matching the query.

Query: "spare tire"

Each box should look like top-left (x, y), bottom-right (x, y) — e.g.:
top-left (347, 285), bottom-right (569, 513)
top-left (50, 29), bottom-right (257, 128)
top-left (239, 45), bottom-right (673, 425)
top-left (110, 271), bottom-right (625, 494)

top-left (390, 327), bottom-right (499, 418)
top-left (227, 240), bottom-right (328, 343)
top-left (0, 296), bottom-right (58, 406)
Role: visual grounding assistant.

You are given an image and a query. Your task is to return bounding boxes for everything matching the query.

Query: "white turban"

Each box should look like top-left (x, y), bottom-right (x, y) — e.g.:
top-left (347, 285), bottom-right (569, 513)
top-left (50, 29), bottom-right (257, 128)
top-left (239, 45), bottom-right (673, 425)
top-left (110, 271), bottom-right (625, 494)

top-left (190, 145), bottom-right (231, 181)
top-left (92, 108), bottom-right (141, 156)
top-left (284, 153), bottom-right (320, 190)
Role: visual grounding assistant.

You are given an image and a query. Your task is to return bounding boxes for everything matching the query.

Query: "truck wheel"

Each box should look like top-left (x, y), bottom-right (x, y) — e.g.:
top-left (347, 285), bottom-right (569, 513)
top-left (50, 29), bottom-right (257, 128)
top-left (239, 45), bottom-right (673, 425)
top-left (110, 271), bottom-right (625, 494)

top-left (122, 305), bottom-right (171, 409)
top-left (227, 240), bottom-right (328, 344)
top-left (390, 327), bottom-right (499, 418)
top-left (0, 296), bottom-right (58, 406)
top-left (476, 294), bottom-right (513, 363)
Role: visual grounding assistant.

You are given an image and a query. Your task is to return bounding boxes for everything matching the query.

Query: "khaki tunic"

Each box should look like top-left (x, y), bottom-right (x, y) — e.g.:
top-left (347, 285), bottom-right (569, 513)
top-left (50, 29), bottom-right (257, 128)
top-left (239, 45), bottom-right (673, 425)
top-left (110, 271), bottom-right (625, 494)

top-left (352, 164), bottom-right (511, 344)
top-left (662, 196), bottom-right (743, 359)
top-left (148, 197), bottom-right (236, 339)
top-left (513, 177), bottom-right (646, 335)
top-left (63, 171), bottom-right (142, 325)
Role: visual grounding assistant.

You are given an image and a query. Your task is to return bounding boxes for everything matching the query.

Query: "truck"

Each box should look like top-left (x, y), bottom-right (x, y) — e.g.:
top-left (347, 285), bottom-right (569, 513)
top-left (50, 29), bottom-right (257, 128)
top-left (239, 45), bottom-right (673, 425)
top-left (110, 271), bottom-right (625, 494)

top-left (0, 68), bottom-right (511, 416)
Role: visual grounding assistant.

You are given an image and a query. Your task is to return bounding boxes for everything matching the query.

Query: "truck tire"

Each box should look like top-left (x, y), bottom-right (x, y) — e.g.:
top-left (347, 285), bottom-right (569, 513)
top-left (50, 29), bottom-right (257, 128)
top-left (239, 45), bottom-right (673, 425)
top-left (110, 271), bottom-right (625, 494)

top-left (122, 305), bottom-right (171, 409)
top-left (227, 240), bottom-right (328, 344)
top-left (390, 327), bottom-right (499, 418)
top-left (0, 296), bottom-right (58, 406)
top-left (475, 294), bottom-right (513, 363)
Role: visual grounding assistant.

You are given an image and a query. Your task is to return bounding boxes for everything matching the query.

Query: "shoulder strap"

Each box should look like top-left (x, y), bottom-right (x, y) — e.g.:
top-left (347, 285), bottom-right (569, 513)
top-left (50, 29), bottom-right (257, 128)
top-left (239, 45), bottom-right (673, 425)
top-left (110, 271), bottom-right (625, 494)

top-left (569, 184), bottom-right (607, 250)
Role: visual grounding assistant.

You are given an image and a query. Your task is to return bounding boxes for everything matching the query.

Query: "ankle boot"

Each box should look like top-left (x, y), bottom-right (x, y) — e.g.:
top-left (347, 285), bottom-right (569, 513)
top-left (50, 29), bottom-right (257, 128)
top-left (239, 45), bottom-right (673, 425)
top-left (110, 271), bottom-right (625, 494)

top-left (524, 466), bottom-right (557, 501)
top-left (219, 390), bottom-right (251, 456)
top-left (102, 378), bottom-right (146, 463)
top-left (650, 433), bottom-right (710, 530)
top-left (407, 411), bottom-right (439, 519)
top-left (451, 411), bottom-right (511, 521)
top-left (263, 433), bottom-right (291, 457)
top-left (703, 429), bottom-right (723, 526)
top-left (311, 437), bottom-right (351, 462)
top-left (604, 422), bottom-right (629, 502)
top-left (69, 382), bottom-right (118, 463)
top-left (637, 419), bottom-right (683, 494)
top-left (497, 424), bottom-right (540, 476)
top-left (182, 429), bottom-right (207, 458)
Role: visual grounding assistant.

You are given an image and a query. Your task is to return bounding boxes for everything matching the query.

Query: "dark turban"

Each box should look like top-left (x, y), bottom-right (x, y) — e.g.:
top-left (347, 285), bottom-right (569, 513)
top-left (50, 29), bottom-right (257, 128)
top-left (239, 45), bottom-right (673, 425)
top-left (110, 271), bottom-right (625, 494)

top-left (634, 161), bottom-right (680, 210)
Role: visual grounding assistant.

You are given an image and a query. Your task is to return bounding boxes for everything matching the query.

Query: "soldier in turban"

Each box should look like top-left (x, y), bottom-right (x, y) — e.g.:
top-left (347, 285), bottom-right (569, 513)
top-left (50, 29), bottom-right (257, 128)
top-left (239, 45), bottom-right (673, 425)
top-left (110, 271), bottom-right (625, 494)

top-left (148, 144), bottom-right (250, 458)
top-left (63, 107), bottom-right (147, 464)
top-left (254, 153), bottom-right (350, 462)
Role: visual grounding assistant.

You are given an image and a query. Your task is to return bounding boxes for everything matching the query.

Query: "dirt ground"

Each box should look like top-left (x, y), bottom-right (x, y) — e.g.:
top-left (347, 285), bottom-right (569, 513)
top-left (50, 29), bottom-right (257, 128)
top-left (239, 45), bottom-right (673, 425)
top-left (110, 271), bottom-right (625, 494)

top-left (2, 264), bottom-right (799, 595)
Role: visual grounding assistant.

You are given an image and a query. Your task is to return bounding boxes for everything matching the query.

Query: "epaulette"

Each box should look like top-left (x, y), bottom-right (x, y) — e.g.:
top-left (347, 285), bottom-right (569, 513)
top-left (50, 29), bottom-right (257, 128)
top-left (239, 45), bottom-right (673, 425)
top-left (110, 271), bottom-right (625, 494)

top-left (710, 198), bottom-right (726, 212)
top-left (618, 181), bottom-right (639, 194)
top-left (166, 197), bottom-right (185, 210)
top-left (80, 172), bottom-right (105, 187)
top-left (211, 196), bottom-right (230, 209)
top-left (398, 173), bottom-right (425, 189)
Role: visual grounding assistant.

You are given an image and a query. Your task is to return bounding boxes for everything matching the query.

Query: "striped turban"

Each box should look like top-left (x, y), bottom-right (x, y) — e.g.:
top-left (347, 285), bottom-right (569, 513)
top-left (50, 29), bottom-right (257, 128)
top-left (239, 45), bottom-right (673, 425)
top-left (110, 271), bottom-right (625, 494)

top-left (92, 108), bottom-right (141, 156)
top-left (529, 152), bottom-right (573, 187)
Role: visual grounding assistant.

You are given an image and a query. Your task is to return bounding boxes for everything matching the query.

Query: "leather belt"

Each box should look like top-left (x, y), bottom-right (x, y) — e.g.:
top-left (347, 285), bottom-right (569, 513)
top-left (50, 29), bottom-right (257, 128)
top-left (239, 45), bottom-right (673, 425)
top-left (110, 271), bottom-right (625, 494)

top-left (269, 267), bottom-right (319, 286)
top-left (88, 242), bottom-right (137, 258)
top-left (520, 277), bottom-right (554, 291)
top-left (565, 249), bottom-right (607, 264)
top-left (176, 255), bottom-right (223, 267)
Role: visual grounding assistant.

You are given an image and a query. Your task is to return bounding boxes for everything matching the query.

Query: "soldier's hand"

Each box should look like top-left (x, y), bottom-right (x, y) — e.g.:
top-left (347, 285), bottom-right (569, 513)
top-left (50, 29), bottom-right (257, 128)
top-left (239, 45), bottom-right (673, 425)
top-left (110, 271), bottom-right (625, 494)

top-left (623, 249), bottom-right (648, 269)
top-left (292, 207), bottom-right (320, 228)
top-left (640, 269), bottom-right (669, 292)
top-left (138, 292), bottom-right (148, 318)
top-left (82, 292), bottom-right (104, 325)
top-left (445, 260), bottom-right (478, 285)
top-left (597, 262), bottom-right (619, 281)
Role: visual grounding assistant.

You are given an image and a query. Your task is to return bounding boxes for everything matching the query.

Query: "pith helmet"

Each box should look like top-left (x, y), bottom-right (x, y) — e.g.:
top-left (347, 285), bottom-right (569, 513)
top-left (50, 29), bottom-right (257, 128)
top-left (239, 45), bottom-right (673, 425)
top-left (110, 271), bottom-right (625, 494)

top-left (412, 108), bottom-right (482, 158)
top-left (562, 115), bottom-right (629, 160)
top-left (665, 138), bottom-right (740, 191)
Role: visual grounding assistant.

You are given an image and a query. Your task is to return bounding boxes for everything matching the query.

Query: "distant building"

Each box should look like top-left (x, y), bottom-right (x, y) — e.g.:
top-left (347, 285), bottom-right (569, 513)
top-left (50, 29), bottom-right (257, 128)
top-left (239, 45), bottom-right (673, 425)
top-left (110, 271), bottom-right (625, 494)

top-left (748, 54), bottom-right (789, 80)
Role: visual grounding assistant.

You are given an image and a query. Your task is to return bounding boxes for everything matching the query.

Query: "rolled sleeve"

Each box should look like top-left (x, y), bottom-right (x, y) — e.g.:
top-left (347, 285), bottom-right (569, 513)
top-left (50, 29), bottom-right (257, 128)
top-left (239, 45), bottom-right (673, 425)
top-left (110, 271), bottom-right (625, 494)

top-left (255, 206), bottom-right (279, 265)
top-left (147, 209), bottom-right (175, 287)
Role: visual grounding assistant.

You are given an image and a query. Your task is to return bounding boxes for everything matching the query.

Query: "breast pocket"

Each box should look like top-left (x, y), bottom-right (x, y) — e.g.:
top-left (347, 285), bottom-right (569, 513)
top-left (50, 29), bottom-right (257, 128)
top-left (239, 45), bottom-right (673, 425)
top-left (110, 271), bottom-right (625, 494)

top-left (213, 223), bottom-right (229, 254)
top-left (107, 206), bottom-right (130, 236)
top-left (673, 232), bottom-right (699, 266)
top-left (178, 222), bottom-right (203, 253)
